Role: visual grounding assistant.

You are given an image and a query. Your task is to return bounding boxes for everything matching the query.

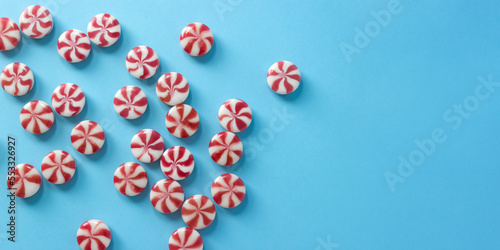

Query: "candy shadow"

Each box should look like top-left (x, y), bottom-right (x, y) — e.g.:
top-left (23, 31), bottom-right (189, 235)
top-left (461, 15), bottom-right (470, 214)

top-left (32, 120), bottom-right (57, 141)
top-left (57, 164), bottom-right (78, 191)
top-left (107, 224), bottom-right (118, 250)
top-left (200, 209), bottom-right (218, 236)
top-left (86, 136), bottom-right (107, 161)
top-left (235, 112), bottom-right (255, 140)
top-left (280, 73), bottom-right (305, 101)
top-left (22, 178), bottom-right (44, 205)
top-left (1, 39), bottom-right (23, 58)
top-left (70, 48), bottom-right (93, 70)
top-left (177, 158), bottom-right (198, 187)
top-left (225, 186), bottom-right (248, 215)
top-left (189, 39), bottom-right (216, 63)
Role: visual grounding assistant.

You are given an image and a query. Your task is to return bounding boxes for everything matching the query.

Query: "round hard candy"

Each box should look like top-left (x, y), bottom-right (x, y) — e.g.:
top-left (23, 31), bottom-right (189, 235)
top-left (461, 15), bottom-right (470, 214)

top-left (71, 120), bottom-right (105, 154)
top-left (165, 104), bottom-right (199, 138)
top-left (267, 60), bottom-right (301, 95)
top-left (0, 62), bottom-right (34, 96)
top-left (150, 179), bottom-right (184, 213)
top-left (126, 45), bottom-right (159, 79)
top-left (0, 17), bottom-right (21, 51)
top-left (130, 129), bottom-right (164, 163)
top-left (57, 29), bottom-right (91, 63)
top-left (169, 227), bottom-right (203, 250)
top-left (180, 22), bottom-right (213, 56)
top-left (218, 98), bottom-right (252, 133)
top-left (208, 132), bottom-right (243, 166)
top-left (211, 173), bottom-right (246, 208)
top-left (51, 83), bottom-right (85, 117)
top-left (156, 72), bottom-right (189, 106)
top-left (19, 5), bottom-right (53, 39)
top-left (41, 150), bottom-right (76, 184)
top-left (181, 195), bottom-right (216, 229)
top-left (161, 146), bottom-right (194, 181)
top-left (6, 163), bottom-right (41, 198)
top-left (20, 100), bottom-right (54, 134)
top-left (113, 162), bottom-right (148, 196)
top-left (113, 86), bottom-right (147, 119)
top-left (76, 219), bottom-right (111, 250)
top-left (87, 13), bottom-right (120, 47)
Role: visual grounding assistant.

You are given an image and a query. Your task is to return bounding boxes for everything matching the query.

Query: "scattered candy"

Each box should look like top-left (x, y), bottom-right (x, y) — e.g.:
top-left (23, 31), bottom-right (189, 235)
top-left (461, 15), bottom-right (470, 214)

top-left (165, 104), bottom-right (199, 138)
top-left (180, 22), bottom-right (213, 56)
top-left (51, 83), bottom-right (85, 117)
top-left (150, 179), bottom-right (184, 213)
top-left (6, 163), bottom-right (41, 198)
top-left (218, 98), bottom-right (252, 133)
top-left (208, 132), bottom-right (243, 166)
top-left (87, 13), bottom-right (120, 47)
top-left (113, 86), bottom-right (148, 119)
top-left (19, 5), bottom-right (53, 39)
top-left (126, 45), bottom-right (159, 79)
top-left (156, 72), bottom-right (189, 106)
top-left (0, 17), bottom-right (21, 51)
top-left (20, 100), bottom-right (54, 134)
top-left (76, 219), bottom-right (111, 250)
top-left (169, 227), bottom-right (203, 250)
top-left (71, 120), bottom-right (105, 154)
top-left (57, 29), bottom-right (91, 63)
top-left (181, 195), bottom-right (216, 229)
top-left (161, 146), bottom-right (194, 181)
top-left (130, 129), bottom-right (164, 163)
top-left (267, 60), bottom-right (301, 95)
top-left (113, 162), bottom-right (148, 196)
top-left (41, 150), bottom-right (76, 184)
top-left (211, 173), bottom-right (246, 208)
top-left (0, 62), bottom-right (34, 96)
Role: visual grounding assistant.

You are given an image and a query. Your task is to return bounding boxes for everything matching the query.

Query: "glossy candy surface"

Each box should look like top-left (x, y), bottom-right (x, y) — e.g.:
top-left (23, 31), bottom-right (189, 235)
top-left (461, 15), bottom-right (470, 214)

top-left (126, 45), bottom-right (159, 79)
top-left (71, 120), bottom-right (105, 154)
top-left (87, 13), bottom-right (120, 47)
top-left (180, 22), bottom-right (213, 56)
top-left (0, 62), bottom-right (34, 96)
top-left (267, 60), bottom-right (301, 94)
top-left (76, 219), bottom-right (111, 250)
top-left (19, 5), bottom-right (53, 39)
top-left (150, 179), bottom-right (184, 213)
top-left (208, 132), bottom-right (243, 166)
top-left (20, 100), bottom-right (54, 134)
top-left (165, 104), bottom-right (199, 138)
top-left (113, 162), bottom-right (148, 196)
top-left (161, 146), bottom-right (194, 180)
top-left (130, 129), bottom-right (164, 163)
top-left (41, 150), bottom-right (76, 184)
top-left (0, 17), bottom-right (21, 51)
top-left (211, 173), bottom-right (246, 208)
top-left (6, 163), bottom-right (41, 198)
top-left (156, 72), bottom-right (189, 106)
top-left (181, 195), bottom-right (216, 229)
top-left (57, 29), bottom-right (91, 63)
top-left (113, 86), bottom-right (147, 119)
top-left (51, 83), bottom-right (85, 117)
top-left (168, 227), bottom-right (203, 250)
top-left (218, 99), bottom-right (252, 133)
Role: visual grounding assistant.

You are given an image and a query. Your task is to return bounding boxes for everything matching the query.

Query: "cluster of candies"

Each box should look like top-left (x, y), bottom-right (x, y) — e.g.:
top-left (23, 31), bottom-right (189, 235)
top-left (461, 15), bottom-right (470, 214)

top-left (1, 5), bottom-right (301, 250)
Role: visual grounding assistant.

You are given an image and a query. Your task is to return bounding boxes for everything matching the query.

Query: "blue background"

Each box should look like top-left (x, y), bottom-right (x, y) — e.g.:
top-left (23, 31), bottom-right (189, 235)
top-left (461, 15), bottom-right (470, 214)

top-left (1, 0), bottom-right (500, 249)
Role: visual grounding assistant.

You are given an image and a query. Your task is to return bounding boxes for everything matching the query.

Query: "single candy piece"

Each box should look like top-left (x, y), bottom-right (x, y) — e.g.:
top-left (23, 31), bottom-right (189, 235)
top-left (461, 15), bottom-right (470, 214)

top-left (156, 72), bottom-right (189, 106)
top-left (181, 195), bottom-right (216, 229)
top-left (20, 100), bottom-right (54, 134)
top-left (87, 13), bottom-right (121, 47)
top-left (165, 104), bottom-right (199, 138)
top-left (218, 99), bottom-right (252, 133)
top-left (19, 5), bottom-right (53, 39)
top-left (57, 29), bottom-right (91, 63)
top-left (0, 62), bottom-right (34, 96)
top-left (41, 150), bottom-right (76, 184)
top-left (76, 219), bottom-right (111, 250)
top-left (161, 146), bottom-right (194, 180)
top-left (6, 164), bottom-right (41, 198)
top-left (126, 45), bottom-right (159, 79)
top-left (208, 132), bottom-right (243, 166)
top-left (0, 17), bottom-right (21, 51)
top-left (267, 61), bottom-right (301, 95)
top-left (71, 120), bottom-right (105, 154)
top-left (113, 86), bottom-right (147, 119)
top-left (211, 173), bottom-right (246, 208)
top-left (180, 22), bottom-right (213, 56)
top-left (51, 83), bottom-right (85, 117)
top-left (169, 227), bottom-right (203, 250)
top-left (130, 129), bottom-right (164, 163)
top-left (113, 162), bottom-right (148, 196)
top-left (150, 179), bottom-right (184, 213)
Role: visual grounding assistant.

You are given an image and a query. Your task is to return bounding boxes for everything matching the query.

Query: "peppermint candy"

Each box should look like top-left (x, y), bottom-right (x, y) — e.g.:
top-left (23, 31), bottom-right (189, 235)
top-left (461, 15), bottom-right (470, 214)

top-left (1, 62), bottom-right (34, 96)
top-left (87, 13), bottom-right (121, 47)
top-left (113, 162), bottom-right (148, 196)
top-left (19, 5), bottom-right (53, 39)
top-left (51, 83), bottom-right (85, 117)
top-left (41, 150), bottom-right (76, 184)
top-left (161, 146), bottom-right (195, 181)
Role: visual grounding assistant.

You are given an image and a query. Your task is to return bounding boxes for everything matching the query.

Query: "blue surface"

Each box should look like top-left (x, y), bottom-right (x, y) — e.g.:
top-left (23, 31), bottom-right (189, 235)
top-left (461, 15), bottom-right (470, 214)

top-left (1, 0), bottom-right (500, 249)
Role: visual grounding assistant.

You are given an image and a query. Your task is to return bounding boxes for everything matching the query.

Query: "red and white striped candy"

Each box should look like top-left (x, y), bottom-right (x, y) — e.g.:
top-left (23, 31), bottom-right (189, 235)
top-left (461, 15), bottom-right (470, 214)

top-left (113, 162), bottom-right (148, 196)
top-left (156, 72), bottom-right (190, 106)
top-left (20, 100), bottom-right (54, 134)
top-left (6, 164), bottom-right (41, 198)
top-left (169, 227), bottom-right (203, 250)
top-left (0, 17), bottom-right (21, 51)
top-left (41, 150), bottom-right (76, 184)
top-left (71, 120), bottom-right (105, 155)
top-left (0, 62), bottom-right (34, 96)
top-left (150, 179), bottom-right (184, 213)
top-left (19, 5), bottom-right (53, 39)
top-left (181, 195), bottom-right (216, 229)
top-left (165, 104), bottom-right (199, 138)
top-left (267, 61), bottom-right (301, 95)
top-left (130, 129), bottom-right (164, 163)
top-left (180, 22), bottom-right (213, 56)
top-left (57, 29), bottom-right (91, 63)
top-left (211, 173), bottom-right (246, 208)
top-left (87, 13), bottom-right (120, 47)
top-left (126, 45), bottom-right (159, 79)
top-left (113, 86), bottom-right (147, 119)
top-left (218, 99), bottom-right (252, 133)
top-left (208, 132), bottom-right (243, 166)
top-left (161, 146), bottom-right (194, 181)
top-left (76, 219), bottom-right (111, 250)
top-left (51, 83), bottom-right (85, 117)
